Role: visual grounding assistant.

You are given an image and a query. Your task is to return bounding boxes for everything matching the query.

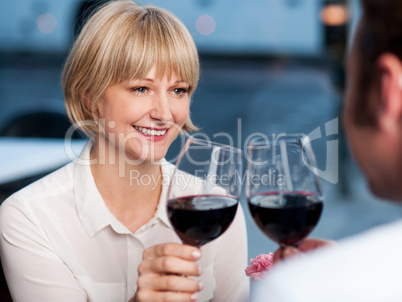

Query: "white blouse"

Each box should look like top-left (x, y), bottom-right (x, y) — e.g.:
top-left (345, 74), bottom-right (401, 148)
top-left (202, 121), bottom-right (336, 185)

top-left (0, 142), bottom-right (249, 302)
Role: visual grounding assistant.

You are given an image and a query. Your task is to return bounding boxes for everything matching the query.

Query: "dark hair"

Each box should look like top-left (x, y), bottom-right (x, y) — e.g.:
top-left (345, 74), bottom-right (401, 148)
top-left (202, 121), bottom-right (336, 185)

top-left (354, 0), bottom-right (402, 125)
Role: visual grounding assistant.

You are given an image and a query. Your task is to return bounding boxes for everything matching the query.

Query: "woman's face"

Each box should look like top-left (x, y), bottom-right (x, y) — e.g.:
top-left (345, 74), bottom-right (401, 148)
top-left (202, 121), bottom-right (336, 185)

top-left (96, 65), bottom-right (190, 163)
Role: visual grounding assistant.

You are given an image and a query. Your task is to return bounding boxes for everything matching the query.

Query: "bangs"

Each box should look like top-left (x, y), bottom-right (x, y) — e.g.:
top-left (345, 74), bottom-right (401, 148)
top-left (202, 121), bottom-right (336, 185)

top-left (111, 6), bottom-right (199, 93)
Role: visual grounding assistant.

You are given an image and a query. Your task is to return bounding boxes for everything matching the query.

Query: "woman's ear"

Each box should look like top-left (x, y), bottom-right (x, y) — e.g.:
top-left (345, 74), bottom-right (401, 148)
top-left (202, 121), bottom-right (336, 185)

top-left (83, 92), bottom-right (92, 112)
top-left (83, 92), bottom-right (102, 117)
top-left (376, 53), bottom-right (402, 131)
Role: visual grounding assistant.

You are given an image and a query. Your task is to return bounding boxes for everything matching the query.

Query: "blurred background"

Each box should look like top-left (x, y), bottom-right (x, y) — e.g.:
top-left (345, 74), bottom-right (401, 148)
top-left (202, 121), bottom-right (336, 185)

top-left (1, 0), bottom-right (402, 297)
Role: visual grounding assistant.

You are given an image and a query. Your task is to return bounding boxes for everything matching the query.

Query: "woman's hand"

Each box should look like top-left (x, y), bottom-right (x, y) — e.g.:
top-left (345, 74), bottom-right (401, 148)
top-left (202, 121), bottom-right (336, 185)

top-left (273, 238), bottom-right (337, 264)
top-left (133, 243), bottom-right (203, 302)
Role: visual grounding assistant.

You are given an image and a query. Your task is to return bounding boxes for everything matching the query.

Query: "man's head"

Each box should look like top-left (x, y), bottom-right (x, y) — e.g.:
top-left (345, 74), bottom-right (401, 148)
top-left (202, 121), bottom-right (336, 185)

top-left (344, 0), bottom-right (402, 200)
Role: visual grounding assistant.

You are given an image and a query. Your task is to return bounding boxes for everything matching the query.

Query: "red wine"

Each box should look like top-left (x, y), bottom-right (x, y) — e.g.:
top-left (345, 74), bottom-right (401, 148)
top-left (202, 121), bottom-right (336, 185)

top-left (248, 192), bottom-right (323, 246)
top-left (167, 195), bottom-right (238, 247)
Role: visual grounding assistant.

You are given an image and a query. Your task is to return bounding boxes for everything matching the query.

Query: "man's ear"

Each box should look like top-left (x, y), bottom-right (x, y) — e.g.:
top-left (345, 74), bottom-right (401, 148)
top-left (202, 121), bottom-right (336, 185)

top-left (376, 53), bottom-right (402, 131)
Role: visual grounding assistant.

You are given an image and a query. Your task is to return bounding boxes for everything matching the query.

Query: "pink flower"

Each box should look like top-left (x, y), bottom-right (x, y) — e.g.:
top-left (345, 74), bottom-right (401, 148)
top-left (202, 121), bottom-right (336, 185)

top-left (245, 253), bottom-right (274, 282)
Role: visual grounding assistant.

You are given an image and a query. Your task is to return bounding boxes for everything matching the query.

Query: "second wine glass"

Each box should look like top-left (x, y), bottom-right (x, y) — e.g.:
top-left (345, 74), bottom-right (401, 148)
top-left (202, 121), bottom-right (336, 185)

top-left (167, 137), bottom-right (243, 247)
top-left (246, 134), bottom-right (323, 248)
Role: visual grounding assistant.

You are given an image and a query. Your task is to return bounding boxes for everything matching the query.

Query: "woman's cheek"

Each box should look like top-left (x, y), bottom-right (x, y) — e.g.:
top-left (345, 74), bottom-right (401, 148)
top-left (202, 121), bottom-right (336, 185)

top-left (179, 102), bottom-right (190, 126)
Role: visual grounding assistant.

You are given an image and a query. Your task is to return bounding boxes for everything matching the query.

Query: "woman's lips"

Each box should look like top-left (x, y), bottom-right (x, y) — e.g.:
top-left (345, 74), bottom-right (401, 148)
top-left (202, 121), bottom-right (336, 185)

top-left (133, 125), bottom-right (169, 141)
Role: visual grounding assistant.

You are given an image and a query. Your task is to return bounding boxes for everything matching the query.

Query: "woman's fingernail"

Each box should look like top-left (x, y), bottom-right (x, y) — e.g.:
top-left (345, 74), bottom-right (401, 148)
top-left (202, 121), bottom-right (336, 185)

top-left (198, 266), bottom-right (203, 275)
top-left (192, 250), bottom-right (201, 259)
top-left (199, 282), bottom-right (204, 290)
top-left (191, 293), bottom-right (199, 301)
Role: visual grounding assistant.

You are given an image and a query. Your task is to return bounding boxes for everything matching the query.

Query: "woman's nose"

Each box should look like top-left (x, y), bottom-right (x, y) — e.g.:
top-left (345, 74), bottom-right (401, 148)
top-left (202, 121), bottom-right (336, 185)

top-left (149, 93), bottom-right (173, 123)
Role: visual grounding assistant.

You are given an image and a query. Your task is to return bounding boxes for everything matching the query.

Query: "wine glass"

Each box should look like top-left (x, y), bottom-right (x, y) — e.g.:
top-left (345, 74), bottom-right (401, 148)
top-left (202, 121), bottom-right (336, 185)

top-left (246, 134), bottom-right (323, 248)
top-left (167, 137), bottom-right (242, 247)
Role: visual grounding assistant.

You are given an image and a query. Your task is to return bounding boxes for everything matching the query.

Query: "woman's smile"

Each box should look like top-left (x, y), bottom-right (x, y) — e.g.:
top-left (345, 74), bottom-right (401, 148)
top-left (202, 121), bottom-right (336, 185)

top-left (133, 125), bottom-right (169, 141)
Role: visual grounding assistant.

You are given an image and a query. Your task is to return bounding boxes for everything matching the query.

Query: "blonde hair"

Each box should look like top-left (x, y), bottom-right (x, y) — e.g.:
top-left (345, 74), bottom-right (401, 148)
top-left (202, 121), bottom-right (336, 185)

top-left (62, 0), bottom-right (199, 136)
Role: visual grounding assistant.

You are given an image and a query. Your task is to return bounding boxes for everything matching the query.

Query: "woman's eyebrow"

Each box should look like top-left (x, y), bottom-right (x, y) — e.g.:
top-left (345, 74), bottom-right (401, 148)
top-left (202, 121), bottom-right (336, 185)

top-left (175, 80), bottom-right (188, 84)
top-left (131, 79), bottom-right (187, 84)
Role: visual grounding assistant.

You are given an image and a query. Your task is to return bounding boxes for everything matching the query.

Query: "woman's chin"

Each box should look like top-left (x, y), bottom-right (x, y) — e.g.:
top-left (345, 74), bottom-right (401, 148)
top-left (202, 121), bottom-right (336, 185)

top-left (125, 149), bottom-right (167, 164)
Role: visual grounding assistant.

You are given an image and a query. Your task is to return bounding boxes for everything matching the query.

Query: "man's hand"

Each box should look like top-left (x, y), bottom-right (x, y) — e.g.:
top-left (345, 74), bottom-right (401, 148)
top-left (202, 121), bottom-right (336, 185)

top-left (273, 238), bottom-right (337, 263)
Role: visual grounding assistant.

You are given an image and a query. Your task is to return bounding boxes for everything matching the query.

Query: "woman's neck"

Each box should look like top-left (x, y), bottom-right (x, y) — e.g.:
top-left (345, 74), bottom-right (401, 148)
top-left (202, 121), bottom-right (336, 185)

top-left (89, 136), bottom-right (163, 233)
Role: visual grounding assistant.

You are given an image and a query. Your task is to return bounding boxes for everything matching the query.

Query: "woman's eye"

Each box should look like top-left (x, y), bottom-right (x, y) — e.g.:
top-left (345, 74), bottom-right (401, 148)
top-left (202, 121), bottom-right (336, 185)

top-left (132, 86), bottom-right (148, 94)
top-left (172, 88), bottom-right (188, 96)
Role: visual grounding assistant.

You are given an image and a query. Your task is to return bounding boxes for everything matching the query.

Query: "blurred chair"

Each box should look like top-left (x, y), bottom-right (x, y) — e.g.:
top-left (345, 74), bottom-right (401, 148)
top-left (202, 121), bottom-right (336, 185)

top-left (0, 111), bottom-right (84, 139)
top-left (0, 259), bottom-right (11, 302)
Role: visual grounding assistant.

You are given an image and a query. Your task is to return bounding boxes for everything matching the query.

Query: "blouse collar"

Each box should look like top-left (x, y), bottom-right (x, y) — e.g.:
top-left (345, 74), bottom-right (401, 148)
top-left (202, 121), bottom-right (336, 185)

top-left (74, 140), bottom-right (175, 238)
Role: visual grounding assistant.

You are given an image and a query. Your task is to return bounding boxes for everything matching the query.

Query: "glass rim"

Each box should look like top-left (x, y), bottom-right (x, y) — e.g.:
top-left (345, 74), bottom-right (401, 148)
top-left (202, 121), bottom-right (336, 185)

top-left (247, 133), bottom-right (308, 148)
top-left (186, 136), bottom-right (242, 153)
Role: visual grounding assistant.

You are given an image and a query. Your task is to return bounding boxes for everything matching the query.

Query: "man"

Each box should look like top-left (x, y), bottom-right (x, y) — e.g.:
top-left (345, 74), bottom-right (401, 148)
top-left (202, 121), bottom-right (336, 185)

top-left (253, 1), bottom-right (402, 301)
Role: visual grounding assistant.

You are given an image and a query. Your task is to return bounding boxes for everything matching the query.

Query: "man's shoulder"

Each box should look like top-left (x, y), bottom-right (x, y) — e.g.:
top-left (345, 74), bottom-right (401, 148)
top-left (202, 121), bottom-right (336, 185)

top-left (253, 220), bottom-right (402, 302)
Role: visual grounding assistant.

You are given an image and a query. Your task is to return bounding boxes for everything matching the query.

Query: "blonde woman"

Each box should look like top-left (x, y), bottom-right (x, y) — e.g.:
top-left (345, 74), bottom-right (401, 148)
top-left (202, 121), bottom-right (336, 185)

top-left (0, 1), bottom-right (249, 301)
